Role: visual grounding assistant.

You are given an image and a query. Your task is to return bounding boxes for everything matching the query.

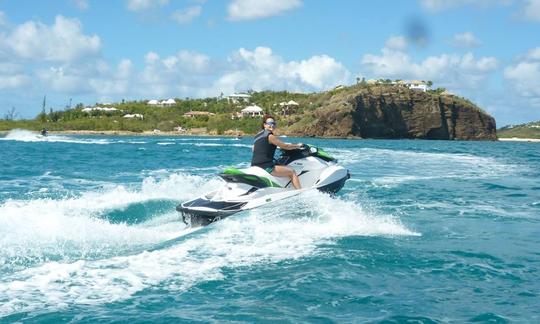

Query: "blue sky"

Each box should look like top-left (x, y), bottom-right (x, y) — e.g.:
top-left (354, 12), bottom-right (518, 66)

top-left (0, 0), bottom-right (539, 126)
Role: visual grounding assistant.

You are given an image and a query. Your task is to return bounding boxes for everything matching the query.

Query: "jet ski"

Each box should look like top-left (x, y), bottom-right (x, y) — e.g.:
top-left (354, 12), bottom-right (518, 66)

top-left (177, 145), bottom-right (350, 227)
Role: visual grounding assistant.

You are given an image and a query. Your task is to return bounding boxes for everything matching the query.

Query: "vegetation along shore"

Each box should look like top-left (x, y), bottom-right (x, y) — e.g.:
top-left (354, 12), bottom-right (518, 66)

top-left (0, 81), bottom-right (515, 140)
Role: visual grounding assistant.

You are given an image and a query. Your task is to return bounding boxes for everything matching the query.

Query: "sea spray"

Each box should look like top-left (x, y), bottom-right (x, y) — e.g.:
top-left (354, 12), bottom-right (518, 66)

top-left (0, 190), bottom-right (415, 317)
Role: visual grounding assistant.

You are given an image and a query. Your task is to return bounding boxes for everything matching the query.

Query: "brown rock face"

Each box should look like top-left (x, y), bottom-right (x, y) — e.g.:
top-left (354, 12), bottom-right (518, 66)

top-left (291, 86), bottom-right (497, 140)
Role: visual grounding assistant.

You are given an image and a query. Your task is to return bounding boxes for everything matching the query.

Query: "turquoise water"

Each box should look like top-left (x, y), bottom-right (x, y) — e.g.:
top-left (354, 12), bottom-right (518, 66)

top-left (1, 129), bottom-right (539, 323)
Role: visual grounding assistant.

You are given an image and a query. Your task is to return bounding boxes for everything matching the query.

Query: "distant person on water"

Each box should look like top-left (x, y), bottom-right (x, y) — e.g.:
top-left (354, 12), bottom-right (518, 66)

top-left (40, 128), bottom-right (48, 136)
top-left (251, 114), bottom-right (303, 189)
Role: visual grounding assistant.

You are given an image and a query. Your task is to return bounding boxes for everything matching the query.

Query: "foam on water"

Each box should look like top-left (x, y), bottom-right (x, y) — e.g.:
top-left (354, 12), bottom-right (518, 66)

top-left (177, 142), bottom-right (252, 148)
top-left (176, 137), bottom-right (224, 141)
top-left (0, 172), bottom-right (222, 274)
top-left (327, 147), bottom-right (517, 187)
top-left (0, 188), bottom-right (416, 316)
top-left (1, 129), bottom-right (111, 145)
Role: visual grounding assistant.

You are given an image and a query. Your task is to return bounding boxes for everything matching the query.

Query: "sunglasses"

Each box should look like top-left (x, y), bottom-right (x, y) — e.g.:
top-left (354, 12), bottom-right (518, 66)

top-left (265, 121), bottom-right (277, 127)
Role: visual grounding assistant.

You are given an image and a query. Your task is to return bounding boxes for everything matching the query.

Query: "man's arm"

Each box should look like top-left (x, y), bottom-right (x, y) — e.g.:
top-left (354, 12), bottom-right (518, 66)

top-left (268, 134), bottom-right (302, 150)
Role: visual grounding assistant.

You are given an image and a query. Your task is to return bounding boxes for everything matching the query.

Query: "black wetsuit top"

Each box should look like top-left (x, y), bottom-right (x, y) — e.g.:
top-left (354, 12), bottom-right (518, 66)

top-left (251, 129), bottom-right (277, 169)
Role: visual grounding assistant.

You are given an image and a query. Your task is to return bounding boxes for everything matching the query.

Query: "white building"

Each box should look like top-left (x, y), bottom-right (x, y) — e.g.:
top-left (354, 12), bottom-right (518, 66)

top-left (228, 93), bottom-right (251, 104)
top-left (123, 114), bottom-right (144, 119)
top-left (241, 105), bottom-right (263, 117)
top-left (279, 100), bottom-right (299, 115)
top-left (406, 80), bottom-right (429, 92)
top-left (161, 98), bottom-right (176, 106)
top-left (82, 107), bottom-right (119, 113)
top-left (148, 99), bottom-right (160, 105)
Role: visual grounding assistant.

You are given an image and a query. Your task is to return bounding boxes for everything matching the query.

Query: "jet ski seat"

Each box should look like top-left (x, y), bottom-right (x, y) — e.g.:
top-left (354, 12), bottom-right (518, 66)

top-left (219, 168), bottom-right (283, 188)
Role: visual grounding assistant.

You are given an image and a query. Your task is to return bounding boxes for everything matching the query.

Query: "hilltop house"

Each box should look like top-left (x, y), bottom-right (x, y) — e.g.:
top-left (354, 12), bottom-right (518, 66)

top-left (82, 107), bottom-right (119, 113)
top-left (161, 98), bottom-right (176, 106)
top-left (365, 79), bottom-right (430, 92)
top-left (241, 104), bottom-right (263, 117)
top-left (279, 100), bottom-right (299, 115)
top-left (147, 99), bottom-right (159, 105)
top-left (227, 93), bottom-right (251, 104)
top-left (406, 80), bottom-right (429, 92)
top-left (123, 114), bottom-right (144, 119)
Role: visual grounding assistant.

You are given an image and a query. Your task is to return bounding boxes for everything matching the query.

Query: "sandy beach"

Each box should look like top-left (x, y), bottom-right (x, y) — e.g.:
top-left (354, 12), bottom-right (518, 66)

top-left (498, 137), bottom-right (540, 142)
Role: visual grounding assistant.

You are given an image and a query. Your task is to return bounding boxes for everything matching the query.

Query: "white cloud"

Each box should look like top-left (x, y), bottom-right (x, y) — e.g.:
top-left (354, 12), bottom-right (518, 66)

top-left (504, 47), bottom-right (540, 105)
top-left (144, 50), bottom-right (211, 73)
top-left (420, 0), bottom-right (471, 11)
top-left (420, 0), bottom-right (540, 23)
top-left (1, 45), bottom-right (349, 110)
top-left (3, 15), bottom-right (100, 62)
top-left (34, 58), bottom-right (135, 96)
top-left (385, 36), bottom-right (408, 51)
top-left (0, 11), bottom-right (7, 27)
top-left (451, 32), bottom-right (482, 48)
top-left (228, 0), bottom-right (302, 21)
top-left (138, 50), bottom-right (213, 97)
top-left (126, 0), bottom-right (169, 12)
top-left (0, 62), bottom-right (30, 90)
top-left (213, 47), bottom-right (350, 94)
top-left (145, 51), bottom-right (160, 64)
top-left (36, 66), bottom-right (91, 94)
top-left (171, 6), bottom-right (202, 24)
top-left (122, 47), bottom-right (350, 98)
top-left (71, 0), bottom-right (89, 10)
top-left (361, 38), bottom-right (498, 90)
top-left (0, 74), bottom-right (30, 89)
top-left (117, 59), bottom-right (133, 79)
top-left (520, 0), bottom-right (540, 21)
top-left (419, 0), bottom-right (507, 12)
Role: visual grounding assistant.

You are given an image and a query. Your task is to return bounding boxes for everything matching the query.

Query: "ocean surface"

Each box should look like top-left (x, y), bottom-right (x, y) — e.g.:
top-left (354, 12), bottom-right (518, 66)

top-left (0, 129), bottom-right (539, 323)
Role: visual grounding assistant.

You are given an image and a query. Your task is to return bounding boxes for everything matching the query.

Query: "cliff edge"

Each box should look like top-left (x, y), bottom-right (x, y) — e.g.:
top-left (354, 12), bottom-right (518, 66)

top-left (287, 86), bottom-right (497, 140)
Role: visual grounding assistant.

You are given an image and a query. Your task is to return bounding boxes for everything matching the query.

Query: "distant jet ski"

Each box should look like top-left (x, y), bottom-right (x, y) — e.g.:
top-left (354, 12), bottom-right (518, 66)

top-left (177, 145), bottom-right (350, 227)
top-left (40, 129), bottom-right (48, 137)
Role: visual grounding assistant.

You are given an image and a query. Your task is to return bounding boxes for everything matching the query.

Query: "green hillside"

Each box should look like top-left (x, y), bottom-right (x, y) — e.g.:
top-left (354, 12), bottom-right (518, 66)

top-left (0, 90), bottom-right (319, 135)
top-left (498, 121), bottom-right (540, 139)
top-left (0, 82), bottom-right (497, 139)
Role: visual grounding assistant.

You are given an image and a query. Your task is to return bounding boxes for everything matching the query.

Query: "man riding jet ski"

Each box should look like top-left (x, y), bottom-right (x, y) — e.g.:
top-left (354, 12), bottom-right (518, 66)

top-left (251, 115), bottom-right (303, 189)
top-left (177, 115), bottom-right (350, 226)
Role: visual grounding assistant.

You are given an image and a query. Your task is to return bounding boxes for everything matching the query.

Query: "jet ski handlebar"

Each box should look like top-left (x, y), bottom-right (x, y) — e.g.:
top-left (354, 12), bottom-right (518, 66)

top-left (277, 144), bottom-right (335, 164)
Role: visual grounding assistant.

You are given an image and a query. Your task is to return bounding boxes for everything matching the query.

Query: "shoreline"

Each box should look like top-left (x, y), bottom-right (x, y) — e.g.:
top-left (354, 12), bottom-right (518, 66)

top-left (0, 129), bottom-right (240, 137)
top-left (2, 129), bottom-right (539, 142)
top-left (51, 130), bottom-right (218, 137)
top-left (41, 131), bottom-right (540, 142)
top-left (498, 137), bottom-right (540, 142)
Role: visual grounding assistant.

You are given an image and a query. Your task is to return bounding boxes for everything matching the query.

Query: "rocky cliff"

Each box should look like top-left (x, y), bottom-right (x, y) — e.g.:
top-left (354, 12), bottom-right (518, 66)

top-left (287, 86), bottom-right (497, 140)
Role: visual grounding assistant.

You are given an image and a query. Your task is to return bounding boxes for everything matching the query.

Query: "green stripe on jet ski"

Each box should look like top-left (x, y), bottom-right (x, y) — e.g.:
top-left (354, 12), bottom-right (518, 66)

top-left (306, 144), bottom-right (335, 162)
top-left (316, 148), bottom-right (334, 161)
top-left (222, 168), bottom-right (244, 175)
top-left (220, 169), bottom-right (281, 188)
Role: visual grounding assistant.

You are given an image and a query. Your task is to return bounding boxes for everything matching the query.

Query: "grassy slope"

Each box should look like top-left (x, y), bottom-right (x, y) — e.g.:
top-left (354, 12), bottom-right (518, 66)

top-left (0, 90), bottom-right (327, 135)
top-left (498, 121), bottom-right (540, 139)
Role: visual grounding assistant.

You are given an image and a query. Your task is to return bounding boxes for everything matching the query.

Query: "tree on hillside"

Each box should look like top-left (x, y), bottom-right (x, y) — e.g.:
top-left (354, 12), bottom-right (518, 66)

top-left (3, 107), bottom-right (18, 120)
top-left (37, 95), bottom-right (47, 123)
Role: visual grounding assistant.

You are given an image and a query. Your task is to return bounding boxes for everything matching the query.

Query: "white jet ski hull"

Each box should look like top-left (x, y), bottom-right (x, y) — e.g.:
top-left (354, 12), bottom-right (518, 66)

top-left (177, 145), bottom-right (350, 227)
